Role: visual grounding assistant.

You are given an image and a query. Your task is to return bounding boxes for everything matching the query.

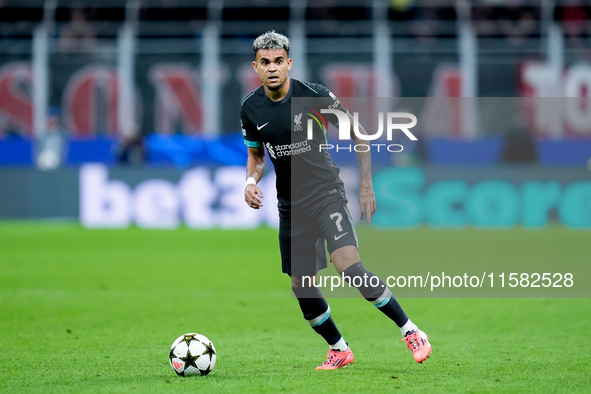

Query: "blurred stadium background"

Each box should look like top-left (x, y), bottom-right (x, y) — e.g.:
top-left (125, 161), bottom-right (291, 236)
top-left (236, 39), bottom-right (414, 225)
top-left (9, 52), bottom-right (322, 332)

top-left (0, 0), bottom-right (590, 228)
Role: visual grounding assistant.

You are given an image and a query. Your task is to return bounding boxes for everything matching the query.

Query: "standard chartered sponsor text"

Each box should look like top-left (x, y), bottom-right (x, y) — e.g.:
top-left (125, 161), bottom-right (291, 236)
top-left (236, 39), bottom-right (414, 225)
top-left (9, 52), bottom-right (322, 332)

top-left (275, 140), bottom-right (311, 156)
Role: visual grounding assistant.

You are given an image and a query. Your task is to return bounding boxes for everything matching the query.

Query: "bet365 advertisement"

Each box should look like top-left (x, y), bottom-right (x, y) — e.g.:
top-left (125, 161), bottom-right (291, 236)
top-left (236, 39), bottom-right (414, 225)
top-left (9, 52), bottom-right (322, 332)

top-left (1, 163), bottom-right (590, 230)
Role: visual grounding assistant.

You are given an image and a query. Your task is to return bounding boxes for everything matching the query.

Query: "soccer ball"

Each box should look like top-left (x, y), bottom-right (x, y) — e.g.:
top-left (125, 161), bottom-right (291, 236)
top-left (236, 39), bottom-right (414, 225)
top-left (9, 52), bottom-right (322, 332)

top-left (169, 333), bottom-right (216, 376)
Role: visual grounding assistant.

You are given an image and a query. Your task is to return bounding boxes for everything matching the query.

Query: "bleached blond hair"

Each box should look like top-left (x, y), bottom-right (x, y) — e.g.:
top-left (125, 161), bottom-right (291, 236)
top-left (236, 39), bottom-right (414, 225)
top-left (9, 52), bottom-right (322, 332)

top-left (252, 31), bottom-right (291, 57)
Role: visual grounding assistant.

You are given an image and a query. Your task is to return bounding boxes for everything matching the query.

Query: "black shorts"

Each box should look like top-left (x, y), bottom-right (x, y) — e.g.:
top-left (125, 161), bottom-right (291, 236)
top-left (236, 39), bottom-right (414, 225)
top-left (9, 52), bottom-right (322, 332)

top-left (279, 198), bottom-right (358, 277)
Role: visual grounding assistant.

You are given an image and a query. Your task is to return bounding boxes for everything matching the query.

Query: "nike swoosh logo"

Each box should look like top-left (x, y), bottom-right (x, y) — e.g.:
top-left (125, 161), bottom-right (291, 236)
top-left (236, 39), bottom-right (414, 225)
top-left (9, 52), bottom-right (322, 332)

top-left (334, 232), bottom-right (349, 241)
top-left (257, 122), bottom-right (269, 130)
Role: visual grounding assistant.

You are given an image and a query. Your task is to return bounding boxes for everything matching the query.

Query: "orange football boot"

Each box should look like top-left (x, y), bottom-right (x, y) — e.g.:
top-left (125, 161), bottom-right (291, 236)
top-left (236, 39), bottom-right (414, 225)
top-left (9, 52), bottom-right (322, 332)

top-left (315, 348), bottom-right (354, 370)
top-left (401, 330), bottom-right (431, 363)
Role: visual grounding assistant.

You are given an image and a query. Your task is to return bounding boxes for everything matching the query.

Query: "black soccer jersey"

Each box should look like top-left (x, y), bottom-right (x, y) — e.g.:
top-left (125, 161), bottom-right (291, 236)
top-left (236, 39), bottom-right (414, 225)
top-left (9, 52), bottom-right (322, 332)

top-left (240, 78), bottom-right (349, 213)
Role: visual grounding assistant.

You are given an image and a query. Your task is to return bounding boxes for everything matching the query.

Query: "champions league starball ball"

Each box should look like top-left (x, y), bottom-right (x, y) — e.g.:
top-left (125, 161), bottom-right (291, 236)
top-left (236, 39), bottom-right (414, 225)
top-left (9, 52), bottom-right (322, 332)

top-left (169, 333), bottom-right (216, 376)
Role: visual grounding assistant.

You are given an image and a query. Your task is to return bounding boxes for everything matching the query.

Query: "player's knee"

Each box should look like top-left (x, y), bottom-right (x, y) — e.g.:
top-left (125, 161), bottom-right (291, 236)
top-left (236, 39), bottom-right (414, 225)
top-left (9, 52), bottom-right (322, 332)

top-left (331, 246), bottom-right (361, 274)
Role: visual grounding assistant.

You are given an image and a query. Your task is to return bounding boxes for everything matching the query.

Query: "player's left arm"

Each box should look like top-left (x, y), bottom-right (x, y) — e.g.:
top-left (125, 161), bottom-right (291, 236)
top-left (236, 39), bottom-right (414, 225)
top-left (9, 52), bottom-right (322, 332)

top-left (316, 84), bottom-right (376, 221)
top-left (348, 114), bottom-right (376, 223)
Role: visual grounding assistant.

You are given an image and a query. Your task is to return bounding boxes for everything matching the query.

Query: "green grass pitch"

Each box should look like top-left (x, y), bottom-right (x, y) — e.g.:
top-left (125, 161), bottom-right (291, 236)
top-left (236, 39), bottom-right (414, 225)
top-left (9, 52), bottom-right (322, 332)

top-left (1, 222), bottom-right (589, 393)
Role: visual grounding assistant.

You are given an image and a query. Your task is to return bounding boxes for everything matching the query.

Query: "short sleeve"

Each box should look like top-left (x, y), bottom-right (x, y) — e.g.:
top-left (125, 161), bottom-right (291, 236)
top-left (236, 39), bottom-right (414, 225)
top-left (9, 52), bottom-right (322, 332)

top-left (240, 105), bottom-right (262, 148)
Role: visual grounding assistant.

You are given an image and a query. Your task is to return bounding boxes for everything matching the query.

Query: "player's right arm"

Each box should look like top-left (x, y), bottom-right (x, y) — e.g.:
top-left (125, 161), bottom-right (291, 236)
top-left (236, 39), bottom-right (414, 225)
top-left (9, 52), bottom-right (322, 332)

top-left (241, 94), bottom-right (265, 209)
top-left (245, 145), bottom-right (265, 209)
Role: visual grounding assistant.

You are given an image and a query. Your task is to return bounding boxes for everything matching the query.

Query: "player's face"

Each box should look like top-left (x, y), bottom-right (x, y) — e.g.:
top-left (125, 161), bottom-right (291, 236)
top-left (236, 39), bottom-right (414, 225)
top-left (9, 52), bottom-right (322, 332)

top-left (252, 49), bottom-right (292, 92)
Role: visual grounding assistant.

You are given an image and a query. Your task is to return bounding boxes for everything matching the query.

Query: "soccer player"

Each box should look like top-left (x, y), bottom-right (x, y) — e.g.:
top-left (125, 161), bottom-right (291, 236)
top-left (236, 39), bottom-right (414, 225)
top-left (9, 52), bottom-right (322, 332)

top-left (241, 31), bottom-right (431, 370)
